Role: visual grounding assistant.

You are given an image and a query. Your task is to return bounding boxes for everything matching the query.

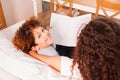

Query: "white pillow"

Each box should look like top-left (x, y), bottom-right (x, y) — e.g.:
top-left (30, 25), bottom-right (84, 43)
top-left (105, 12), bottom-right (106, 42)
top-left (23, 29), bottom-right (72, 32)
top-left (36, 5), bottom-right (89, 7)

top-left (50, 13), bottom-right (91, 47)
top-left (0, 32), bottom-right (5, 38)
top-left (0, 20), bottom-right (25, 41)
top-left (0, 67), bottom-right (21, 80)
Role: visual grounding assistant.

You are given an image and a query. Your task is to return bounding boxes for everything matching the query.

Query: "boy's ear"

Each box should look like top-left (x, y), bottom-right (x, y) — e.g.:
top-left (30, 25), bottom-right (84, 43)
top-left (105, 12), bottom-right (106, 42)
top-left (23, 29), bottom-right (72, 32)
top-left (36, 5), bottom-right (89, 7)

top-left (31, 45), bottom-right (39, 50)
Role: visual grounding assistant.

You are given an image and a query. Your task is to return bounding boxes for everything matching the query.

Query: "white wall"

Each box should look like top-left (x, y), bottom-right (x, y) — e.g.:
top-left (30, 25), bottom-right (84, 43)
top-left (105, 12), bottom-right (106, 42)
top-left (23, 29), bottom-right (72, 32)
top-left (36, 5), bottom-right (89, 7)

top-left (1, 0), bottom-right (42, 26)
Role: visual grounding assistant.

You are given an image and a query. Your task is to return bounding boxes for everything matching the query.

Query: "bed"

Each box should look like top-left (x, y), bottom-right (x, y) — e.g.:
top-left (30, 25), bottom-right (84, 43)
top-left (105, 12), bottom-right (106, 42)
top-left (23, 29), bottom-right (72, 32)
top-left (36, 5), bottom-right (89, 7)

top-left (0, 13), bottom-right (91, 80)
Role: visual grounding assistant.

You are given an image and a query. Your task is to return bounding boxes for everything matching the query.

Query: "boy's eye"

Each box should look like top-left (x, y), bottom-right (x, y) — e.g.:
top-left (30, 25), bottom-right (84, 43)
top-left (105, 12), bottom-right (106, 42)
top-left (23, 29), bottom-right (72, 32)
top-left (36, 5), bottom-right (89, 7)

top-left (42, 28), bottom-right (44, 32)
top-left (38, 34), bottom-right (41, 38)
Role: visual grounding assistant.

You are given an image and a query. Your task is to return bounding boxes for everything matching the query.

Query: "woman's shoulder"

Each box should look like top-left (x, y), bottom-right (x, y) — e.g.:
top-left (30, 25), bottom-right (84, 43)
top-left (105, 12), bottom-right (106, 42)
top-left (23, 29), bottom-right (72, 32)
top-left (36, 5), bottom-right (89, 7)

top-left (61, 56), bottom-right (73, 63)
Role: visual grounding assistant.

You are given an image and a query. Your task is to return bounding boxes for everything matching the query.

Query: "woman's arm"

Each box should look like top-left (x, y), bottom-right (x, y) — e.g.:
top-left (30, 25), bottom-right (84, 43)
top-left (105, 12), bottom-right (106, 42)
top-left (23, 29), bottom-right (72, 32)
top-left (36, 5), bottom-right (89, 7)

top-left (29, 50), bottom-right (61, 72)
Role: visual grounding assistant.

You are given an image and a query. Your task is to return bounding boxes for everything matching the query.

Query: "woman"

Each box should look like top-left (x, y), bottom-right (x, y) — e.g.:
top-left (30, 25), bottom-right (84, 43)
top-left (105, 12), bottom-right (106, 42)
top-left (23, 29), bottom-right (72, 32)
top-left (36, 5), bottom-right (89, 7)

top-left (29, 17), bottom-right (120, 80)
top-left (13, 18), bottom-right (59, 56)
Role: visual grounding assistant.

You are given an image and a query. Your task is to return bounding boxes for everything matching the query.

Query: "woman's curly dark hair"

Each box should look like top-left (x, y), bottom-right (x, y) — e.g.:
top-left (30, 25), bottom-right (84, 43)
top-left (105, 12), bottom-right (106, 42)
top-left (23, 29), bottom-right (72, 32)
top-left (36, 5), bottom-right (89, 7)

top-left (72, 17), bottom-right (120, 80)
top-left (13, 18), bottom-right (43, 53)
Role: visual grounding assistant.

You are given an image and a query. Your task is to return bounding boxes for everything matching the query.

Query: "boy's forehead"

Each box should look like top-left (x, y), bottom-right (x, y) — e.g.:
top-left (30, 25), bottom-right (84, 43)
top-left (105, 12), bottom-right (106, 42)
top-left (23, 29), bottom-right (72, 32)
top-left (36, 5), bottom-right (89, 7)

top-left (32, 27), bottom-right (42, 33)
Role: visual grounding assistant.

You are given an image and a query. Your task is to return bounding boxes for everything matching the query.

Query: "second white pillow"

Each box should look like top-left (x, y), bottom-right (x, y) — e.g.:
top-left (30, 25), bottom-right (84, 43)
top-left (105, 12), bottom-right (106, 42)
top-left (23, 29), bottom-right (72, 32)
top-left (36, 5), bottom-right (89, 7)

top-left (50, 13), bottom-right (91, 47)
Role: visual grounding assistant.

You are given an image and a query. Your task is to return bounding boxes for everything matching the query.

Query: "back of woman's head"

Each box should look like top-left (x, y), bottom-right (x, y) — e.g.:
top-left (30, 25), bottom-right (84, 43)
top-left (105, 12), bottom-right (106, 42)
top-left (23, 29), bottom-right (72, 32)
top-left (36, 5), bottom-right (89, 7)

top-left (73, 17), bottom-right (120, 80)
top-left (13, 18), bottom-right (43, 53)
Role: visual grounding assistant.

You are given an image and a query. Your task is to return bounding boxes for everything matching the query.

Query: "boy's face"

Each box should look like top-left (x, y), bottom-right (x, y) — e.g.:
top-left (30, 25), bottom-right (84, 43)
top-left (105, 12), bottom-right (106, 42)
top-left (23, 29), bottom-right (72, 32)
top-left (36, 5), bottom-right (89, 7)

top-left (32, 26), bottom-right (53, 50)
